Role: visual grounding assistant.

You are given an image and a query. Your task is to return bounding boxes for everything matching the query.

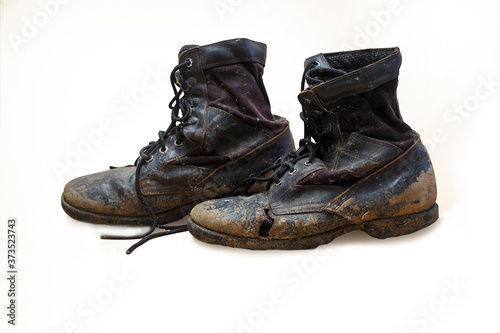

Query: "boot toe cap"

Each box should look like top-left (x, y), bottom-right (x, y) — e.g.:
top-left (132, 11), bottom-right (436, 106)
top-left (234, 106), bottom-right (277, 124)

top-left (190, 193), bottom-right (269, 238)
top-left (62, 167), bottom-right (142, 216)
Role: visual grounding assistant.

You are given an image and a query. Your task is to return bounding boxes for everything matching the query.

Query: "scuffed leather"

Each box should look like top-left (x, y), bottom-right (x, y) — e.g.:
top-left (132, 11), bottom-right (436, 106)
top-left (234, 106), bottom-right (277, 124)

top-left (333, 132), bottom-right (403, 176)
top-left (190, 193), bottom-right (269, 238)
top-left (199, 38), bottom-right (266, 69)
top-left (301, 48), bottom-right (401, 107)
top-left (190, 136), bottom-right (437, 241)
top-left (299, 132), bottom-right (403, 184)
top-left (62, 38), bottom-right (295, 224)
top-left (63, 167), bottom-right (147, 215)
top-left (63, 120), bottom-right (293, 217)
top-left (183, 107), bottom-right (272, 158)
top-left (325, 137), bottom-right (437, 223)
top-left (299, 47), bottom-right (416, 151)
top-left (189, 47), bottom-right (437, 245)
top-left (140, 117), bottom-right (293, 196)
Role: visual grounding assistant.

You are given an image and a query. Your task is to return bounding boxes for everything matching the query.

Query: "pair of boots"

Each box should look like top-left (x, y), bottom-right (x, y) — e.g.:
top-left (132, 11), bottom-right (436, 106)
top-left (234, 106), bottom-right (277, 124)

top-left (61, 38), bottom-right (438, 254)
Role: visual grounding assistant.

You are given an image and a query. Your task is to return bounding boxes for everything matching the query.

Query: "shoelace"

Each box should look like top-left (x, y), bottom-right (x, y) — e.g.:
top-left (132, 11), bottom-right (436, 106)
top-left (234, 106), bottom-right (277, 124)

top-left (103, 60), bottom-right (321, 254)
top-left (101, 58), bottom-right (194, 254)
top-left (225, 60), bottom-right (322, 196)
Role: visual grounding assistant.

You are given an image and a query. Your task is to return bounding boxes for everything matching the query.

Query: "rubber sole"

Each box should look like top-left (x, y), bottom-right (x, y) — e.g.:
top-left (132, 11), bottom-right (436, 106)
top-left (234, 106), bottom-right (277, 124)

top-left (187, 203), bottom-right (439, 250)
top-left (61, 194), bottom-right (201, 226)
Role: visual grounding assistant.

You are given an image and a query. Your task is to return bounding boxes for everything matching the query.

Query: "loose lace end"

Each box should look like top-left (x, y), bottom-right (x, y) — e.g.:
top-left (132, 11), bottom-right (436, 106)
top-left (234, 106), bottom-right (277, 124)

top-left (126, 225), bottom-right (188, 255)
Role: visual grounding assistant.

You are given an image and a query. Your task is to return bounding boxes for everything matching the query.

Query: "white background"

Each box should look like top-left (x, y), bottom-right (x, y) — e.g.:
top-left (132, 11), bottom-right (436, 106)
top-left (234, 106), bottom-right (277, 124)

top-left (1, 0), bottom-right (499, 332)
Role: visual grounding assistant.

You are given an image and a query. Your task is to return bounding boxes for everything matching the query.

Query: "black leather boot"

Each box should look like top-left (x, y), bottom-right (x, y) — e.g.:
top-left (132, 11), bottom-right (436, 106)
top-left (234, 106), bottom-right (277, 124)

top-left (188, 47), bottom-right (438, 249)
top-left (61, 38), bottom-right (295, 252)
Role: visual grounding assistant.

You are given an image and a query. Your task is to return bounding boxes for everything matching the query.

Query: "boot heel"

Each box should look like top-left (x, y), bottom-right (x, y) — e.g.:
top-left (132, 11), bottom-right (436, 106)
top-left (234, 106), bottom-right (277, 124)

top-left (362, 203), bottom-right (439, 239)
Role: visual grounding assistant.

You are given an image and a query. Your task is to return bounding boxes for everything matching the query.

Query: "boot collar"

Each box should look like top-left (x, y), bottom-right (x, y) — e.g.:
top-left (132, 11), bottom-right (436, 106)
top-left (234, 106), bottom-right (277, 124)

top-left (178, 38), bottom-right (266, 70)
top-left (298, 47), bottom-right (402, 109)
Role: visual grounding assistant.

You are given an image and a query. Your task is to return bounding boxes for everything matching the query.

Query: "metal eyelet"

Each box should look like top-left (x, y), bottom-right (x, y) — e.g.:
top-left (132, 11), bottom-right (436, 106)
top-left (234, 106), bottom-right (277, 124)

top-left (159, 146), bottom-right (168, 154)
top-left (288, 168), bottom-right (297, 176)
top-left (146, 155), bottom-right (154, 163)
top-left (304, 161), bottom-right (312, 166)
top-left (186, 58), bottom-right (193, 68)
top-left (275, 179), bottom-right (283, 187)
top-left (174, 141), bottom-right (183, 148)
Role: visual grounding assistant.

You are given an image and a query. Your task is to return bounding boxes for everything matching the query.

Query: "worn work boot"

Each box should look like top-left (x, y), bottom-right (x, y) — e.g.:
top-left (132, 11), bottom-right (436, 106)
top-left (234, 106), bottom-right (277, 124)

top-left (61, 38), bottom-right (295, 251)
top-left (188, 47), bottom-right (439, 249)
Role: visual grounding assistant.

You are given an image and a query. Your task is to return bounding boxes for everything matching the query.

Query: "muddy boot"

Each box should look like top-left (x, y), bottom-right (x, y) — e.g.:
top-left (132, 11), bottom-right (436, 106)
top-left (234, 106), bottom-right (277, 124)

top-left (188, 47), bottom-right (438, 249)
top-left (61, 38), bottom-right (295, 252)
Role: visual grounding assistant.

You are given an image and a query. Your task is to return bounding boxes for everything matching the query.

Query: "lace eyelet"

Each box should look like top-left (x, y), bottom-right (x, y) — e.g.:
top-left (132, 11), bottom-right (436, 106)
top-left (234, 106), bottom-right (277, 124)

top-left (288, 168), bottom-right (297, 176)
top-left (304, 161), bottom-right (312, 166)
top-left (275, 179), bottom-right (283, 187)
top-left (186, 58), bottom-right (193, 68)
top-left (146, 155), bottom-right (154, 163)
top-left (159, 146), bottom-right (168, 154)
top-left (175, 141), bottom-right (183, 148)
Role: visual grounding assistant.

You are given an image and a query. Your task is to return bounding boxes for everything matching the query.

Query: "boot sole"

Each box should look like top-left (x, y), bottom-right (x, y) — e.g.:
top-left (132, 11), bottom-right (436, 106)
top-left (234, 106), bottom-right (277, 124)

top-left (187, 203), bottom-right (439, 249)
top-left (61, 194), bottom-right (201, 226)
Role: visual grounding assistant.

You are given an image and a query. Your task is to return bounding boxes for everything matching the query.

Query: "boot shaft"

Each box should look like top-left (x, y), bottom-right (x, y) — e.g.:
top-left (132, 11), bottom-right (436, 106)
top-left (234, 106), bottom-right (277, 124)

top-left (139, 38), bottom-right (295, 193)
top-left (61, 38), bottom-right (296, 239)
top-left (177, 38), bottom-right (286, 140)
top-left (187, 47), bottom-right (439, 251)
top-left (298, 47), bottom-right (416, 153)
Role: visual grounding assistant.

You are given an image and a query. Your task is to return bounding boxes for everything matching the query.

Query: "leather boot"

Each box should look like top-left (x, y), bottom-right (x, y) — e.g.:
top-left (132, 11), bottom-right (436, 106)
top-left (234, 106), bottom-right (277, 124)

top-left (61, 38), bottom-right (295, 250)
top-left (188, 47), bottom-right (438, 249)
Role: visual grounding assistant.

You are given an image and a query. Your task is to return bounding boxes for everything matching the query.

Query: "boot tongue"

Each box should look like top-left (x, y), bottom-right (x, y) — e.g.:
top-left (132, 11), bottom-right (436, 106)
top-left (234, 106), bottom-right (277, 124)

top-left (178, 44), bottom-right (199, 57)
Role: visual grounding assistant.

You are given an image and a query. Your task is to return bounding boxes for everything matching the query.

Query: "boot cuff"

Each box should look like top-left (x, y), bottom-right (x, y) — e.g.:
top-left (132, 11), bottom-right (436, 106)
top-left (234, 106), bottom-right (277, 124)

top-left (179, 38), bottom-right (267, 69)
top-left (301, 47), bottom-right (401, 105)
